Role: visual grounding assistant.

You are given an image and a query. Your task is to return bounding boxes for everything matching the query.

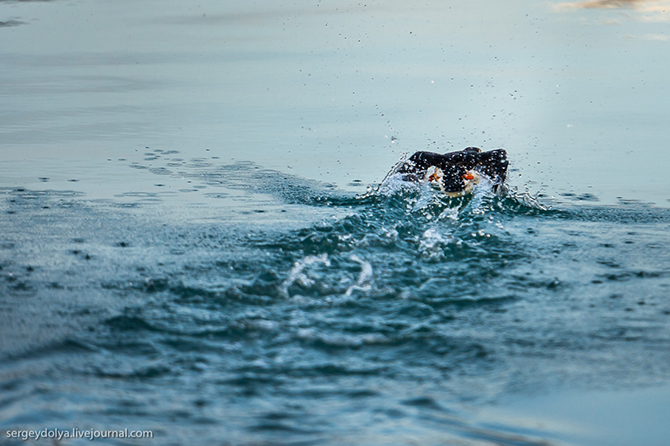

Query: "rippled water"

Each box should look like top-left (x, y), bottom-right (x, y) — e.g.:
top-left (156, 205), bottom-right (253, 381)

top-left (2, 0), bottom-right (670, 444)
top-left (1, 157), bottom-right (670, 445)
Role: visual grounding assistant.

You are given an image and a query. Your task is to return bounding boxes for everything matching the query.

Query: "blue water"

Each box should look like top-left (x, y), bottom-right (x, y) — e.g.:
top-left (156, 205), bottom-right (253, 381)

top-left (2, 0), bottom-right (670, 445)
top-left (1, 157), bottom-right (670, 445)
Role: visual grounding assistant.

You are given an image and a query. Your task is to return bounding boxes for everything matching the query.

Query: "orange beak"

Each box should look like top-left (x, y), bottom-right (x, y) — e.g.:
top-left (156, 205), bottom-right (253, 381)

top-left (463, 172), bottom-right (474, 180)
top-left (428, 172), bottom-right (440, 182)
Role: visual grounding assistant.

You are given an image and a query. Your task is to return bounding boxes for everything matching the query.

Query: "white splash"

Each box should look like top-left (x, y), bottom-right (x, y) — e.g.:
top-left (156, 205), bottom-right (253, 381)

top-left (419, 228), bottom-right (456, 261)
top-left (374, 173), bottom-right (422, 198)
top-left (279, 254), bottom-right (330, 298)
top-left (344, 254), bottom-right (373, 296)
top-left (462, 175), bottom-right (494, 214)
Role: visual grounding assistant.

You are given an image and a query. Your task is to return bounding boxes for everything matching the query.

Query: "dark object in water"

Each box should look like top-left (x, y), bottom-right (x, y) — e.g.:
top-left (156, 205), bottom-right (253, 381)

top-left (396, 147), bottom-right (508, 197)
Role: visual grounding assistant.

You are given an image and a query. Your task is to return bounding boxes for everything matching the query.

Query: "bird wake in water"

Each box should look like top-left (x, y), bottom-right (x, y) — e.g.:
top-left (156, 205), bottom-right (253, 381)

top-left (1, 153), bottom-right (669, 446)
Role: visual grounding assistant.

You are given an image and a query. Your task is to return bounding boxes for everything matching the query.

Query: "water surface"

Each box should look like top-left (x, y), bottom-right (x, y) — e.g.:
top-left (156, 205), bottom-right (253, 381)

top-left (1, 0), bottom-right (670, 445)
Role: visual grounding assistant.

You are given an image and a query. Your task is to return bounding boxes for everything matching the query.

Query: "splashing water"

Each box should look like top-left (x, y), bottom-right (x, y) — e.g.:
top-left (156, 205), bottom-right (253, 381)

top-left (279, 253), bottom-right (332, 298)
top-left (1, 158), bottom-right (669, 446)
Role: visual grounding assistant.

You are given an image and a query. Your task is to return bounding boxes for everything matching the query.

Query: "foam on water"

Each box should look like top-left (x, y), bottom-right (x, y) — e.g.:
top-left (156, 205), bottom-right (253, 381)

top-left (279, 254), bottom-right (331, 298)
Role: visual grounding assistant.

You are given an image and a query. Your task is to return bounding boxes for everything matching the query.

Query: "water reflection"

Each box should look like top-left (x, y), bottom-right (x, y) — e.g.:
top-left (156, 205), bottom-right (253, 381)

top-left (0, 19), bottom-right (23, 27)
top-left (555, 0), bottom-right (670, 18)
top-left (557, 0), bottom-right (663, 8)
top-left (554, 0), bottom-right (670, 41)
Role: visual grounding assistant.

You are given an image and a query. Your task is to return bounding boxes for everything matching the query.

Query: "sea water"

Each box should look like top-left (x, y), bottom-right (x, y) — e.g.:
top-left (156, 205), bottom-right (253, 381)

top-left (1, 1), bottom-right (670, 445)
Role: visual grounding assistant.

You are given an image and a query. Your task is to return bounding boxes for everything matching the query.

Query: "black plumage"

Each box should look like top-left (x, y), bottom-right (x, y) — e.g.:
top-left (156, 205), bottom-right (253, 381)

top-left (396, 147), bottom-right (508, 193)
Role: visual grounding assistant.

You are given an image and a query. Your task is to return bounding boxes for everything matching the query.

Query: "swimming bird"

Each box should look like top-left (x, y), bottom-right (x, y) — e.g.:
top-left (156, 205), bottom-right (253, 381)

top-left (396, 147), bottom-right (508, 197)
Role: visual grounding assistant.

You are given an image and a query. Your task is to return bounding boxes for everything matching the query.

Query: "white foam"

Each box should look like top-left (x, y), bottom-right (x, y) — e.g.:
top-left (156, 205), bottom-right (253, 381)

top-left (419, 227), bottom-right (456, 261)
top-left (344, 254), bottom-right (373, 296)
top-left (279, 253), bottom-right (330, 298)
top-left (375, 173), bottom-right (422, 197)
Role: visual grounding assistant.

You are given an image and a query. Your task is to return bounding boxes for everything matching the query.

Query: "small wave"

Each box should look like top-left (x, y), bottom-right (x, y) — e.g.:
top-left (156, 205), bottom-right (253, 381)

top-left (296, 328), bottom-right (389, 349)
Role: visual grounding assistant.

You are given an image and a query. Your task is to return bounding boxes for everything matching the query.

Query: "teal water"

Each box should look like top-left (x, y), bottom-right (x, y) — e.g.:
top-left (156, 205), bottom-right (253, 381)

top-left (2, 0), bottom-right (670, 445)
top-left (1, 160), bottom-right (670, 445)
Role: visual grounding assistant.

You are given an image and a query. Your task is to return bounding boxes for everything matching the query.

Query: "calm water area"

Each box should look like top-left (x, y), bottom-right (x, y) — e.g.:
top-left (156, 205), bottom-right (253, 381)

top-left (1, 0), bottom-right (670, 445)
